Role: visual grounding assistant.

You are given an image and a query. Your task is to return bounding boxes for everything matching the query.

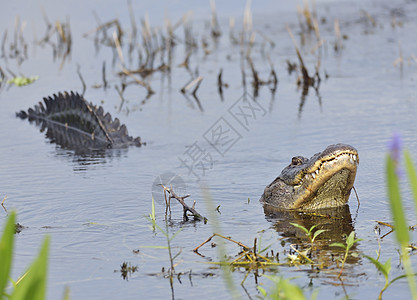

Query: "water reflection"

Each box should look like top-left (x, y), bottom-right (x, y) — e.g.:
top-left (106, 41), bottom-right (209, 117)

top-left (298, 84), bottom-right (322, 119)
top-left (263, 204), bottom-right (354, 243)
top-left (263, 204), bottom-right (361, 278)
top-left (54, 147), bottom-right (126, 172)
top-left (38, 120), bottom-right (129, 171)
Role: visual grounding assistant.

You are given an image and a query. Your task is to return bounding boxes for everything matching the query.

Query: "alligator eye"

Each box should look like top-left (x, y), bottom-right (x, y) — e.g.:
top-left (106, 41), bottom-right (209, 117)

top-left (291, 156), bottom-right (303, 166)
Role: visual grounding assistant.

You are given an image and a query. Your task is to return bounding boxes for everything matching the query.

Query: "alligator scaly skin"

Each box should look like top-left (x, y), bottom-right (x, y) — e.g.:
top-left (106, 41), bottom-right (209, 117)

top-left (17, 91), bottom-right (142, 151)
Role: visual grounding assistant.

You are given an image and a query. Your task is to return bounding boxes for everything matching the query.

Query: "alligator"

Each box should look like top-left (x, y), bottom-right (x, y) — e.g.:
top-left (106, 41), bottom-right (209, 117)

top-left (17, 91), bottom-right (142, 151)
top-left (260, 144), bottom-right (359, 210)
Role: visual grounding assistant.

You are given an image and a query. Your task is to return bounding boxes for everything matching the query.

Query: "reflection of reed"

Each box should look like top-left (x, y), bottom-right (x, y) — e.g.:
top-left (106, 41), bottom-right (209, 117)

top-left (37, 11), bottom-right (72, 70)
top-left (1, 16), bottom-right (29, 66)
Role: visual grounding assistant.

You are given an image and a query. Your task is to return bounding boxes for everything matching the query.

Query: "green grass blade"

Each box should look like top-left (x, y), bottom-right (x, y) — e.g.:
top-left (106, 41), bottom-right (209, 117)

top-left (0, 211), bottom-right (16, 296)
top-left (329, 242), bottom-right (346, 249)
top-left (262, 275), bottom-right (307, 300)
top-left (62, 287), bottom-right (70, 300)
top-left (384, 259), bottom-right (392, 276)
top-left (168, 227), bottom-right (183, 242)
top-left (140, 245), bottom-right (169, 249)
top-left (152, 222), bottom-right (168, 238)
top-left (364, 255), bottom-right (390, 278)
top-left (404, 151), bottom-right (417, 217)
top-left (257, 286), bottom-right (267, 297)
top-left (346, 231), bottom-right (355, 248)
top-left (259, 243), bottom-right (273, 254)
top-left (290, 223), bottom-right (309, 235)
top-left (308, 225), bottom-right (317, 234)
top-left (312, 229), bottom-right (327, 242)
top-left (386, 155), bottom-right (409, 246)
top-left (10, 236), bottom-right (50, 300)
top-left (280, 279), bottom-right (306, 300)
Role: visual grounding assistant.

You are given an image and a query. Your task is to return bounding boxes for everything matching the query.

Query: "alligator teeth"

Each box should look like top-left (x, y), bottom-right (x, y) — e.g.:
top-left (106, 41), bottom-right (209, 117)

top-left (312, 172), bottom-right (316, 179)
top-left (315, 170), bottom-right (319, 175)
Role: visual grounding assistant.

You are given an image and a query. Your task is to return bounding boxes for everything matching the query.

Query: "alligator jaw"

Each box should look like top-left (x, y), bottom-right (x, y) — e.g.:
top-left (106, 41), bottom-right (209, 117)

top-left (292, 149), bottom-right (359, 210)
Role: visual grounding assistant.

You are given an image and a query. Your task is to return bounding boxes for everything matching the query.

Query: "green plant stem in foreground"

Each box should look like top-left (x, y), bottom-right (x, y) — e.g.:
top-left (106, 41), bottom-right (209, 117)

top-left (386, 154), bottom-right (417, 300)
top-left (330, 231), bottom-right (361, 278)
top-left (0, 211), bottom-right (50, 300)
top-left (0, 212), bottom-right (15, 297)
top-left (201, 185), bottom-right (240, 299)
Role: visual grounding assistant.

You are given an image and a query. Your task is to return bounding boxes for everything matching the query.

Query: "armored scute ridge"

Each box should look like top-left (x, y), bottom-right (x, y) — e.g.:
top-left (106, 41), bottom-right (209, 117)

top-left (17, 91), bottom-right (142, 151)
top-left (260, 144), bottom-right (359, 210)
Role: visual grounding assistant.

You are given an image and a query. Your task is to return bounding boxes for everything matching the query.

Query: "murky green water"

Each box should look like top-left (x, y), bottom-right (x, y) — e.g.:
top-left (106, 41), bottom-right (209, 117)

top-left (1, 0), bottom-right (417, 299)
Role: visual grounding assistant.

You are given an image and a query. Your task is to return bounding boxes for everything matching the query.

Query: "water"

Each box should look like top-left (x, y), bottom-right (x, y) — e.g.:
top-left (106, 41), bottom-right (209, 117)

top-left (1, 0), bottom-right (417, 299)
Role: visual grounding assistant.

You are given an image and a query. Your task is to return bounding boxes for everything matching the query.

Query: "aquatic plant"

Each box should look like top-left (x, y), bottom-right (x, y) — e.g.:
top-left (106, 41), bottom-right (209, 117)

top-left (385, 135), bottom-right (417, 300)
top-left (6, 75), bottom-right (38, 87)
top-left (0, 212), bottom-right (50, 300)
top-left (258, 275), bottom-right (318, 300)
top-left (146, 197), bottom-right (184, 300)
top-left (148, 196), bottom-right (156, 231)
top-left (290, 223), bottom-right (326, 248)
top-left (363, 255), bottom-right (414, 300)
top-left (330, 231), bottom-right (362, 278)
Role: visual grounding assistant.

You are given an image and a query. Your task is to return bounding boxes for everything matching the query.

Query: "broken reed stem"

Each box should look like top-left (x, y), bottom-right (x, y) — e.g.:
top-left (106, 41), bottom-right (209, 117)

top-left (266, 54), bottom-right (278, 89)
top-left (102, 61), bottom-right (108, 89)
top-left (243, 0), bottom-right (253, 34)
top-left (76, 65), bottom-right (86, 95)
top-left (84, 19), bottom-right (123, 39)
top-left (217, 69), bottom-right (225, 99)
top-left (361, 9), bottom-right (376, 27)
top-left (286, 25), bottom-right (309, 80)
top-left (113, 31), bottom-right (125, 65)
top-left (192, 77), bottom-right (203, 96)
top-left (193, 233), bottom-right (250, 253)
top-left (1, 195), bottom-right (7, 213)
top-left (210, 0), bottom-right (221, 37)
top-left (393, 41), bottom-right (403, 68)
top-left (289, 244), bottom-right (314, 263)
top-left (181, 76), bottom-right (203, 94)
top-left (160, 184), bottom-right (205, 221)
top-left (120, 66), bottom-right (154, 95)
top-left (115, 84), bottom-right (126, 113)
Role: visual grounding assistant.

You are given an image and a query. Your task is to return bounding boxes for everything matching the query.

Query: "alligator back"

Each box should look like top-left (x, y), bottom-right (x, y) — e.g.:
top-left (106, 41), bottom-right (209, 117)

top-left (17, 91), bottom-right (142, 151)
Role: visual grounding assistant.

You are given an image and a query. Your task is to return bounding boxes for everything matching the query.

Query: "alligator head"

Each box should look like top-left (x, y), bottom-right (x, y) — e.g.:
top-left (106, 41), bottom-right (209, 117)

top-left (260, 144), bottom-right (359, 210)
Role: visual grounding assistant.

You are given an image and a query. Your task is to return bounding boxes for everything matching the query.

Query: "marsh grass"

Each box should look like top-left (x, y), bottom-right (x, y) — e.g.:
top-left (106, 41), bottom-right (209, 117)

top-left (290, 223), bottom-right (327, 248)
top-left (258, 275), bottom-right (318, 300)
top-left (146, 197), bottom-right (184, 300)
top-left (200, 186), bottom-right (240, 299)
top-left (330, 231), bottom-right (362, 278)
top-left (0, 212), bottom-right (50, 300)
top-left (386, 146), bottom-right (417, 300)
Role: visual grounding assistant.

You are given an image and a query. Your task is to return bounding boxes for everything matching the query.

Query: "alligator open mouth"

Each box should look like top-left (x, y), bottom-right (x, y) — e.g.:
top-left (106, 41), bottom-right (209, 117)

top-left (261, 144), bottom-right (359, 210)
